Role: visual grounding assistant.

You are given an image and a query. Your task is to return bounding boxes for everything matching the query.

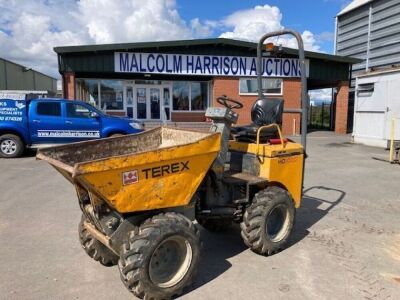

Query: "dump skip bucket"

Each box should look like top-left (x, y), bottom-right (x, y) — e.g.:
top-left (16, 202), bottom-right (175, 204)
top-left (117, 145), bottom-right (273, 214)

top-left (37, 127), bottom-right (221, 213)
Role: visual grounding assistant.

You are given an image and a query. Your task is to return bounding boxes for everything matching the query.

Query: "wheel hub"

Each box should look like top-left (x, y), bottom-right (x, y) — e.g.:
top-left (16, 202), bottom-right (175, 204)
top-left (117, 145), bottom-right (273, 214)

top-left (1, 139), bottom-right (17, 155)
top-left (266, 204), bottom-right (290, 242)
top-left (149, 235), bottom-right (193, 288)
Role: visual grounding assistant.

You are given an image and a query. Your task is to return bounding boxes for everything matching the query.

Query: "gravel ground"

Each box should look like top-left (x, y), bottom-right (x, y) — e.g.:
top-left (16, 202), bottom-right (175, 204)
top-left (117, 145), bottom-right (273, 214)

top-left (0, 132), bottom-right (399, 300)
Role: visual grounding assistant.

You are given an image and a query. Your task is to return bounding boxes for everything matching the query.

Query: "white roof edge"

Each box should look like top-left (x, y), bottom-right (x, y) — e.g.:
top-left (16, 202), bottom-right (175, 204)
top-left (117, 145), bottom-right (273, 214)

top-left (337, 0), bottom-right (374, 16)
top-left (356, 67), bottom-right (400, 78)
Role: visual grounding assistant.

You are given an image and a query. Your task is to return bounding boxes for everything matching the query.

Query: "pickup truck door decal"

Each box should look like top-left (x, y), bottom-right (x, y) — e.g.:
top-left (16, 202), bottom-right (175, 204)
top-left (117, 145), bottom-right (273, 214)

top-left (37, 130), bottom-right (100, 138)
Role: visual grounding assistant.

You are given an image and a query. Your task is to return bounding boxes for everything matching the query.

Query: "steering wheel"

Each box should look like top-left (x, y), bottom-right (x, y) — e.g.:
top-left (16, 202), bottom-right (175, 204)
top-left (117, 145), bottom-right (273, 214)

top-left (217, 95), bottom-right (243, 109)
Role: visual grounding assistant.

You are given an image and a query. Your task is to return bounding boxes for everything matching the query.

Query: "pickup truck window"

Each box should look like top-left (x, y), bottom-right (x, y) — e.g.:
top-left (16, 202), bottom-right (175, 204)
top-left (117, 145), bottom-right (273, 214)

top-left (37, 102), bottom-right (61, 117)
top-left (66, 103), bottom-right (92, 118)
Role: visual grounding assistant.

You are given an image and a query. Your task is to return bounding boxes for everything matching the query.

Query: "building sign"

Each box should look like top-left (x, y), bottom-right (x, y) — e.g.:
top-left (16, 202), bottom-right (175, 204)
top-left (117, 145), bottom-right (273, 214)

top-left (114, 52), bottom-right (309, 77)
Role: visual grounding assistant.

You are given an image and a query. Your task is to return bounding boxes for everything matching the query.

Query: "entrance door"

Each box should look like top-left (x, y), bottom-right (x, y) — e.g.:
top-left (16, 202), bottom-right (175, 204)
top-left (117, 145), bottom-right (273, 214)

top-left (385, 79), bottom-right (400, 140)
top-left (134, 85), bottom-right (161, 120)
top-left (125, 83), bottom-right (171, 121)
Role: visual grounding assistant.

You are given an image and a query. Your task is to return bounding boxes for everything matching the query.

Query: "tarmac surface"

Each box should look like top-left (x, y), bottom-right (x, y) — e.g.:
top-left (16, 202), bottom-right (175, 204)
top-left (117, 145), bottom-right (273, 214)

top-left (0, 132), bottom-right (399, 299)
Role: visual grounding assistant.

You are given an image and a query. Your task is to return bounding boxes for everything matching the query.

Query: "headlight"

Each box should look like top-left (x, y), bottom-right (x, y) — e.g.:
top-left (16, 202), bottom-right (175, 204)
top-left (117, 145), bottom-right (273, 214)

top-left (129, 122), bottom-right (143, 130)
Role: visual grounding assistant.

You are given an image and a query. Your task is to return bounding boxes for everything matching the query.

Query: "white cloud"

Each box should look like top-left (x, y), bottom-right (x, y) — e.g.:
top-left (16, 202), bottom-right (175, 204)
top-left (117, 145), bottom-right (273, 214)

top-left (0, 6), bottom-right (86, 77)
top-left (219, 4), bottom-right (321, 52)
top-left (220, 5), bottom-right (283, 40)
top-left (309, 88), bottom-right (332, 102)
top-left (0, 1), bottom-right (324, 78)
top-left (77, 0), bottom-right (192, 44)
top-left (0, 0), bottom-right (203, 77)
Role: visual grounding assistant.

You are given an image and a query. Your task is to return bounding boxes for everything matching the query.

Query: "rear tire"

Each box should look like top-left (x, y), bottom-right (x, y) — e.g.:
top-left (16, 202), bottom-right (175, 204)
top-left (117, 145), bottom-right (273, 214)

top-left (240, 186), bottom-right (295, 255)
top-left (0, 134), bottom-right (24, 158)
top-left (118, 212), bottom-right (200, 300)
top-left (78, 214), bottom-right (119, 266)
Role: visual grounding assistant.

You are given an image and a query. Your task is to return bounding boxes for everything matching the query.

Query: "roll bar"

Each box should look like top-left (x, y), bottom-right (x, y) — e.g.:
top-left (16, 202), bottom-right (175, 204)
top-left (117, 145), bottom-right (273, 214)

top-left (256, 29), bottom-right (308, 152)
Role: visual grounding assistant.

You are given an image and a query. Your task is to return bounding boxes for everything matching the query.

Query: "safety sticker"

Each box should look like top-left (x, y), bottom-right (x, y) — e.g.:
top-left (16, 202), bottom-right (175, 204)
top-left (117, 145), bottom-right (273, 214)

top-left (122, 170), bottom-right (139, 185)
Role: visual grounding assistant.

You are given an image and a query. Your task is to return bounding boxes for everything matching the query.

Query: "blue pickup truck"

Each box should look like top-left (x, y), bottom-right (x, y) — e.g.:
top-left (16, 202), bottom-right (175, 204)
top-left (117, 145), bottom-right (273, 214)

top-left (0, 98), bottom-right (143, 158)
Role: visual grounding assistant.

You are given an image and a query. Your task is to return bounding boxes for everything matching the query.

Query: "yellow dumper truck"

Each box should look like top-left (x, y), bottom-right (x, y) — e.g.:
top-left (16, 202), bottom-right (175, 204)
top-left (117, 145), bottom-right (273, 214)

top-left (38, 30), bottom-right (308, 299)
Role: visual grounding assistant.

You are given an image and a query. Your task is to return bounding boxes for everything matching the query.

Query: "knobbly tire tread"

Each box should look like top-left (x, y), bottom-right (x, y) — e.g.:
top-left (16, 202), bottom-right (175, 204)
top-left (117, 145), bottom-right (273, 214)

top-left (78, 214), bottom-right (119, 266)
top-left (118, 212), bottom-right (200, 300)
top-left (240, 186), bottom-right (295, 256)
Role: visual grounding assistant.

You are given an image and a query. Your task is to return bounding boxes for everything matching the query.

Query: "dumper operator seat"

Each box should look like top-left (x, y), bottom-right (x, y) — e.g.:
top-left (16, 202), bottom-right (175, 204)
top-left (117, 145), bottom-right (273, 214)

top-left (231, 98), bottom-right (284, 143)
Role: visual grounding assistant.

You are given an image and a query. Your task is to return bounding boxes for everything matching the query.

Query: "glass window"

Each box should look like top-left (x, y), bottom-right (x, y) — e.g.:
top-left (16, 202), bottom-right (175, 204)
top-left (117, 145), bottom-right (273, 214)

top-left (136, 88), bottom-right (147, 119)
top-left (100, 80), bottom-right (124, 110)
top-left (173, 81), bottom-right (208, 111)
top-left (126, 86), bottom-right (133, 106)
top-left (191, 82), bottom-right (208, 111)
top-left (173, 82), bottom-right (190, 111)
top-left (150, 88), bottom-right (161, 119)
top-left (66, 103), bottom-right (92, 118)
top-left (76, 79), bottom-right (99, 108)
top-left (163, 87), bottom-right (171, 120)
top-left (36, 102), bottom-right (61, 116)
top-left (163, 88), bottom-right (170, 106)
top-left (239, 78), bottom-right (282, 95)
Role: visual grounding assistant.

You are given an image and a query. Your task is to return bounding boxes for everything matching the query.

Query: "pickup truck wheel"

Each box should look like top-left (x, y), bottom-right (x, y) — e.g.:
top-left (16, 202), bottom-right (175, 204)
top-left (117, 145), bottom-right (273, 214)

top-left (0, 134), bottom-right (24, 158)
top-left (240, 186), bottom-right (295, 256)
top-left (118, 212), bottom-right (200, 300)
top-left (78, 214), bottom-right (119, 266)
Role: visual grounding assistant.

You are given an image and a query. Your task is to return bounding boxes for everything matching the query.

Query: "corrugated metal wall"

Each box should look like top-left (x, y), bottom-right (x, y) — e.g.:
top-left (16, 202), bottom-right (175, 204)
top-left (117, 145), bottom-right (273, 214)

top-left (336, 0), bottom-right (400, 89)
top-left (0, 58), bottom-right (57, 92)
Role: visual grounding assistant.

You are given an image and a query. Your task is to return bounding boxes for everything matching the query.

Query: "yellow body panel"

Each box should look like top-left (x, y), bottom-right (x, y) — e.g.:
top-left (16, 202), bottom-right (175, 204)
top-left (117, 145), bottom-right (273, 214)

top-left (76, 135), bottom-right (221, 213)
top-left (229, 140), bottom-right (304, 207)
top-left (37, 127), bottom-right (221, 214)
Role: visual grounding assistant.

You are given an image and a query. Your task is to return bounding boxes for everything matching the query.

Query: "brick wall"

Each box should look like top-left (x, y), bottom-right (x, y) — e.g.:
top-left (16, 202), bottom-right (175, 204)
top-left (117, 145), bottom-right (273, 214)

top-left (213, 77), bottom-right (301, 135)
top-left (282, 79), bottom-right (301, 135)
top-left (334, 81), bottom-right (349, 134)
top-left (63, 72), bottom-right (75, 100)
top-left (171, 112), bottom-right (206, 122)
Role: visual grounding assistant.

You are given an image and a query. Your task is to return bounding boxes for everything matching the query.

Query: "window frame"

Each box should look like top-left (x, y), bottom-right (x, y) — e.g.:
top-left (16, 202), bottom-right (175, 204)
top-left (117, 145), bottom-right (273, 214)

top-left (172, 81), bottom-right (209, 113)
top-left (238, 78), bottom-right (283, 96)
top-left (99, 79), bottom-right (125, 112)
top-left (36, 101), bottom-right (62, 117)
top-left (75, 78), bottom-right (101, 109)
top-left (75, 78), bottom-right (126, 112)
top-left (66, 102), bottom-right (93, 119)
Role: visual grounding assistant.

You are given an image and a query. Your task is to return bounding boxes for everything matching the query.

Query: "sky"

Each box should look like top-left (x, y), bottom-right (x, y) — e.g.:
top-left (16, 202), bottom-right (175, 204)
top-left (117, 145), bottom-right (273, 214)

top-left (0, 0), bottom-right (353, 100)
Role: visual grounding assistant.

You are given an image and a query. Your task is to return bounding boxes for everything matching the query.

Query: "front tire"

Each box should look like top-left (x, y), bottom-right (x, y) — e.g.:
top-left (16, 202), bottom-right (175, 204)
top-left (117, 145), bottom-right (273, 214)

top-left (118, 212), bottom-right (200, 300)
top-left (0, 134), bottom-right (24, 158)
top-left (78, 214), bottom-right (119, 266)
top-left (240, 186), bottom-right (295, 255)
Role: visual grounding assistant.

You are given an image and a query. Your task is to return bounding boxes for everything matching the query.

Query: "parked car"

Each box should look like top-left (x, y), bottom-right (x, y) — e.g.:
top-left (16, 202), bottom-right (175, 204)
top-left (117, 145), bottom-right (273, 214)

top-left (0, 98), bottom-right (143, 158)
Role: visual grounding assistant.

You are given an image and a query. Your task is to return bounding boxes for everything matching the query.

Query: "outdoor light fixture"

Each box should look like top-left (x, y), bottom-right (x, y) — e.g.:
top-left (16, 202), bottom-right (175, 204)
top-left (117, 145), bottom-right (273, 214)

top-left (265, 42), bottom-right (274, 52)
